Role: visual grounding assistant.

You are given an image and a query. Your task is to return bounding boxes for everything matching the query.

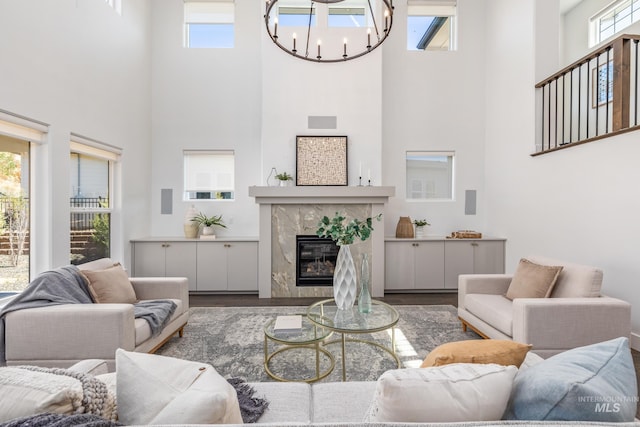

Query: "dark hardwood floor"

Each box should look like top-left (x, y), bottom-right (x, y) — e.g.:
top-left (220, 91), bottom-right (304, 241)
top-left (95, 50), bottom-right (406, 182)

top-left (189, 292), bottom-right (458, 307)
top-left (191, 291), bottom-right (640, 418)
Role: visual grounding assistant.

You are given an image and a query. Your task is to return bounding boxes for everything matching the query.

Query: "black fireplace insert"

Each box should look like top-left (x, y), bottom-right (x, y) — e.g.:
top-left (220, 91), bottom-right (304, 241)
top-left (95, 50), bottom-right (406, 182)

top-left (296, 235), bottom-right (338, 286)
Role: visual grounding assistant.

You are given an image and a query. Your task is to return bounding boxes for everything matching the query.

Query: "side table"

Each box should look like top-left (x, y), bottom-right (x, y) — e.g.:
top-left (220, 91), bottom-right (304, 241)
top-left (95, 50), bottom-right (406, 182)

top-left (263, 314), bottom-right (335, 382)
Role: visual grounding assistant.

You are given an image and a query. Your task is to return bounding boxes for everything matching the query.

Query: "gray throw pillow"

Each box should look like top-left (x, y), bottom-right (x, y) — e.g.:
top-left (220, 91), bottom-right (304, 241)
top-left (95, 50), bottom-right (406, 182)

top-left (503, 337), bottom-right (637, 422)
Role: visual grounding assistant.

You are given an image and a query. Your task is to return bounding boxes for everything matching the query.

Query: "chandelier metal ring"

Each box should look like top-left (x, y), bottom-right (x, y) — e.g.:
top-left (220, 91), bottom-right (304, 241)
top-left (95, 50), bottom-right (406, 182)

top-left (264, 0), bottom-right (394, 63)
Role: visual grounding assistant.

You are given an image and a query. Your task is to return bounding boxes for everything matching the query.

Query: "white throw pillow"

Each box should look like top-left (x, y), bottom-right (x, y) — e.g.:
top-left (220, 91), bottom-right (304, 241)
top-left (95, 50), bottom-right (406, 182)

top-left (364, 363), bottom-right (518, 423)
top-left (0, 367), bottom-right (83, 422)
top-left (116, 348), bottom-right (243, 425)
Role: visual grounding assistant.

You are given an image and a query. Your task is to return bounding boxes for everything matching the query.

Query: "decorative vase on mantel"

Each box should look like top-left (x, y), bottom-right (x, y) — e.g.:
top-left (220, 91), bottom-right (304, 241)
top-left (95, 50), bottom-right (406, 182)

top-left (333, 244), bottom-right (357, 310)
top-left (358, 253), bottom-right (372, 313)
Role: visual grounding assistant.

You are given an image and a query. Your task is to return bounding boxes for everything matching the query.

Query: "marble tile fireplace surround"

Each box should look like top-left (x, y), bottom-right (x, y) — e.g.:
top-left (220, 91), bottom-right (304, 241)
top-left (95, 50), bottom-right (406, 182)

top-left (249, 186), bottom-right (395, 298)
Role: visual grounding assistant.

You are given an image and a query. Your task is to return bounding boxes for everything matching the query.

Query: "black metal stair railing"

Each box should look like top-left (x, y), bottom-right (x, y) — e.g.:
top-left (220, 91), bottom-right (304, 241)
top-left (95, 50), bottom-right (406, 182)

top-left (535, 34), bottom-right (640, 155)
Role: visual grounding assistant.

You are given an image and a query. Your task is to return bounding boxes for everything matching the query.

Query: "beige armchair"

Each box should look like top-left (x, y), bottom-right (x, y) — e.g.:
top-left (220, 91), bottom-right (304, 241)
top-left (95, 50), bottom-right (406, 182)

top-left (3, 258), bottom-right (189, 371)
top-left (458, 255), bottom-right (631, 358)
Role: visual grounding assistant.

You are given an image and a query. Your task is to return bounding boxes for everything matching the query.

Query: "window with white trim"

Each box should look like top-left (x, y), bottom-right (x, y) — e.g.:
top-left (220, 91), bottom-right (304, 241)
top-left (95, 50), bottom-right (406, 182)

top-left (0, 111), bottom-right (48, 290)
top-left (590, 0), bottom-right (640, 47)
top-left (407, 0), bottom-right (456, 51)
top-left (406, 151), bottom-right (454, 200)
top-left (184, 1), bottom-right (235, 48)
top-left (184, 150), bottom-right (235, 201)
top-left (70, 136), bottom-right (121, 264)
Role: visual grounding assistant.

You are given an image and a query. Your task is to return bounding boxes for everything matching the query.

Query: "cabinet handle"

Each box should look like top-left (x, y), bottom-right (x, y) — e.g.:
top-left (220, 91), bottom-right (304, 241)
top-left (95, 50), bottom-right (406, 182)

top-left (224, 244), bottom-right (231, 248)
top-left (471, 242), bottom-right (479, 247)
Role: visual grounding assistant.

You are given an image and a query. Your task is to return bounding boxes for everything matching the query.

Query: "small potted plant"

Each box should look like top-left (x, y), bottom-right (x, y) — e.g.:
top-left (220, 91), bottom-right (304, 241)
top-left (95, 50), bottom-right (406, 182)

top-left (191, 212), bottom-right (227, 238)
top-left (413, 219), bottom-right (431, 238)
top-left (275, 172), bottom-right (293, 186)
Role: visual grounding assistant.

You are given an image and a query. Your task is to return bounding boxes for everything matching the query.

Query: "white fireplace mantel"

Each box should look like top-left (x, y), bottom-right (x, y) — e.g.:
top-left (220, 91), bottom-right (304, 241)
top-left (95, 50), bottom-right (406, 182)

top-left (248, 186), bottom-right (395, 204)
top-left (249, 186), bottom-right (395, 298)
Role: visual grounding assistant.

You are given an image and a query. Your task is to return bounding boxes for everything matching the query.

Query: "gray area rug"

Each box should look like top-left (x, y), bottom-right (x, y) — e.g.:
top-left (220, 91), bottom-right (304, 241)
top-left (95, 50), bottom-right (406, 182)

top-left (157, 305), bottom-right (480, 383)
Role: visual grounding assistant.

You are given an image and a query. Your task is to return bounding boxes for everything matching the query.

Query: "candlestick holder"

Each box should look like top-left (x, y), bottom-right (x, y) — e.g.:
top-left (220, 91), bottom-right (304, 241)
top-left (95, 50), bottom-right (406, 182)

top-left (358, 176), bottom-right (363, 186)
top-left (367, 179), bottom-right (371, 186)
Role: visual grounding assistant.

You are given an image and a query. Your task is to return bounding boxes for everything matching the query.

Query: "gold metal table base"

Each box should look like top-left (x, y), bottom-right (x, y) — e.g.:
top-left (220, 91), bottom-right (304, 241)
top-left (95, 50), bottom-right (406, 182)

top-left (264, 337), bottom-right (336, 383)
top-left (323, 330), bottom-right (400, 381)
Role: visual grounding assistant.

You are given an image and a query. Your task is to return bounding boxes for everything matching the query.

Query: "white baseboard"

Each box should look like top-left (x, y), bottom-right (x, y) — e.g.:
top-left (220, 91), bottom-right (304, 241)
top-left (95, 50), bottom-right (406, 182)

top-left (630, 332), bottom-right (640, 351)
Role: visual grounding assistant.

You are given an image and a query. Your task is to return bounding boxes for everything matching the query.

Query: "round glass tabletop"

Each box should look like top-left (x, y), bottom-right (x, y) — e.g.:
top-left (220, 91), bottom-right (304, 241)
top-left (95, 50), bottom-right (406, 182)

top-left (264, 314), bottom-right (333, 344)
top-left (306, 299), bottom-right (399, 333)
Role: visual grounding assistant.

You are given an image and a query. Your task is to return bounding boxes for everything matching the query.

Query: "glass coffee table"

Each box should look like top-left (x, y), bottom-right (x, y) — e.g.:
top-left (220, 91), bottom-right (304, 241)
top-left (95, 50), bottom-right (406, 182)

top-left (264, 314), bottom-right (335, 382)
top-left (306, 299), bottom-right (400, 381)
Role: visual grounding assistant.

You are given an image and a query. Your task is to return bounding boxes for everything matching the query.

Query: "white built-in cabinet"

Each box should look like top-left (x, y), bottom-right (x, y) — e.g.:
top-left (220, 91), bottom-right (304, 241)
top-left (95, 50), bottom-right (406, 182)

top-left (443, 239), bottom-right (505, 289)
top-left (131, 241), bottom-right (197, 290)
top-left (196, 241), bottom-right (258, 291)
top-left (131, 238), bottom-right (258, 292)
top-left (384, 237), bottom-right (505, 290)
top-left (385, 241), bottom-right (445, 290)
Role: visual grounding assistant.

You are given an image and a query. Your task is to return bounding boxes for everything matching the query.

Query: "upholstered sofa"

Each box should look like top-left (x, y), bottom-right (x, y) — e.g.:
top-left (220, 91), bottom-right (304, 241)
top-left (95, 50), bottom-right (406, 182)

top-left (3, 339), bottom-right (638, 427)
top-left (2, 257), bottom-right (189, 370)
top-left (458, 255), bottom-right (631, 358)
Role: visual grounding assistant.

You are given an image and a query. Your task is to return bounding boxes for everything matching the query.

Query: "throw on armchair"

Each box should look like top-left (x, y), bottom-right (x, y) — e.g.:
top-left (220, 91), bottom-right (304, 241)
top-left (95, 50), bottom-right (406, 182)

top-left (458, 255), bottom-right (631, 358)
top-left (2, 258), bottom-right (189, 371)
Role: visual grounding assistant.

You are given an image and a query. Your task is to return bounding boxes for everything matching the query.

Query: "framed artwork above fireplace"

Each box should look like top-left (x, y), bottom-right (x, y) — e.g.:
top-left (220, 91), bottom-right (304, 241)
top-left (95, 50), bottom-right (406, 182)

top-left (296, 135), bottom-right (348, 186)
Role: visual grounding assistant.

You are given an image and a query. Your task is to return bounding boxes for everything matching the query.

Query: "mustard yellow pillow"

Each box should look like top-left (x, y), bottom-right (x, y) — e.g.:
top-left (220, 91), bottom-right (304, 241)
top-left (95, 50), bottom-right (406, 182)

top-left (81, 263), bottom-right (137, 304)
top-left (505, 258), bottom-right (563, 300)
top-left (421, 340), bottom-right (532, 368)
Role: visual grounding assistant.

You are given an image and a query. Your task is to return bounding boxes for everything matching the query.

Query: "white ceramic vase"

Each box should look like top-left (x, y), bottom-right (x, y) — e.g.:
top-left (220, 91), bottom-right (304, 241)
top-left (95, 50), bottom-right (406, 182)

top-left (333, 245), bottom-right (357, 310)
top-left (415, 226), bottom-right (425, 238)
top-left (201, 226), bottom-right (215, 236)
top-left (184, 205), bottom-right (199, 238)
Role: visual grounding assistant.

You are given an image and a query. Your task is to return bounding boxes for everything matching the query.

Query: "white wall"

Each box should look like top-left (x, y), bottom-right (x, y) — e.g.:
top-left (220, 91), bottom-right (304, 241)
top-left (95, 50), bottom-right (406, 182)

top-left (149, 0), bottom-right (262, 238)
top-left (485, 0), bottom-right (640, 348)
top-left (150, 0), bottom-right (491, 240)
top-left (382, 0), bottom-right (488, 236)
top-left (0, 0), bottom-right (152, 272)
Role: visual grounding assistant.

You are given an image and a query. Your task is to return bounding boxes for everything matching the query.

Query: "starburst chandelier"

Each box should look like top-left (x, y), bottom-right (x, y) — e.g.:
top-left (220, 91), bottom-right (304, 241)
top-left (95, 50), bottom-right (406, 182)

top-left (264, 0), bottom-right (394, 63)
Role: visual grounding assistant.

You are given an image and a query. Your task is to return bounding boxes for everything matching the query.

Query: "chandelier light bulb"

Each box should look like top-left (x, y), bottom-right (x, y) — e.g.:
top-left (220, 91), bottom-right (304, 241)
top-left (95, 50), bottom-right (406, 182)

top-left (292, 32), bottom-right (297, 53)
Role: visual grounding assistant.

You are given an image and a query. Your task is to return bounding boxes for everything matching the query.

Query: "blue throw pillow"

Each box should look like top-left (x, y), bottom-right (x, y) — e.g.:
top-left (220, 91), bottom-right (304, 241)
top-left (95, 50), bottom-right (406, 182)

top-left (503, 337), bottom-right (637, 422)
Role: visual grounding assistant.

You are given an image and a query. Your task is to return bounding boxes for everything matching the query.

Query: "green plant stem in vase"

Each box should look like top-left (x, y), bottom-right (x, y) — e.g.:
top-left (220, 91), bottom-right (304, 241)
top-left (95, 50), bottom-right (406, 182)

top-left (317, 212), bottom-right (382, 310)
top-left (358, 253), bottom-right (372, 313)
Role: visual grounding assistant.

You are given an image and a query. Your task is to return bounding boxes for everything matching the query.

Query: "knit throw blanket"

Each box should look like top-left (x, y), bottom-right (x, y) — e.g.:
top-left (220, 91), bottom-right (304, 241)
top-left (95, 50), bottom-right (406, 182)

top-left (0, 366), bottom-right (117, 422)
top-left (0, 413), bottom-right (118, 427)
top-left (227, 378), bottom-right (269, 423)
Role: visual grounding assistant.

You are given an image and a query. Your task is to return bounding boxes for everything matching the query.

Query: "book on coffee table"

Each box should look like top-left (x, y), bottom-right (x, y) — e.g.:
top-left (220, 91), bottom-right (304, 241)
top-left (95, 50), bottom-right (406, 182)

top-left (273, 315), bottom-right (302, 333)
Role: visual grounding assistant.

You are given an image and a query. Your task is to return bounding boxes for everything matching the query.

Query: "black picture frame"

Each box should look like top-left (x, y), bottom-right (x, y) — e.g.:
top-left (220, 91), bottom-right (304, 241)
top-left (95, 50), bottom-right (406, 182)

top-left (296, 136), bottom-right (348, 186)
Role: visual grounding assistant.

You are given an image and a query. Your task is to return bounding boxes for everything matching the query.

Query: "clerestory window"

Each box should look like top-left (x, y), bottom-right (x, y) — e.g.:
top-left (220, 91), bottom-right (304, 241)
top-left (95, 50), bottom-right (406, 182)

top-left (590, 0), bottom-right (640, 47)
top-left (184, 1), bottom-right (235, 48)
top-left (407, 0), bottom-right (456, 51)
